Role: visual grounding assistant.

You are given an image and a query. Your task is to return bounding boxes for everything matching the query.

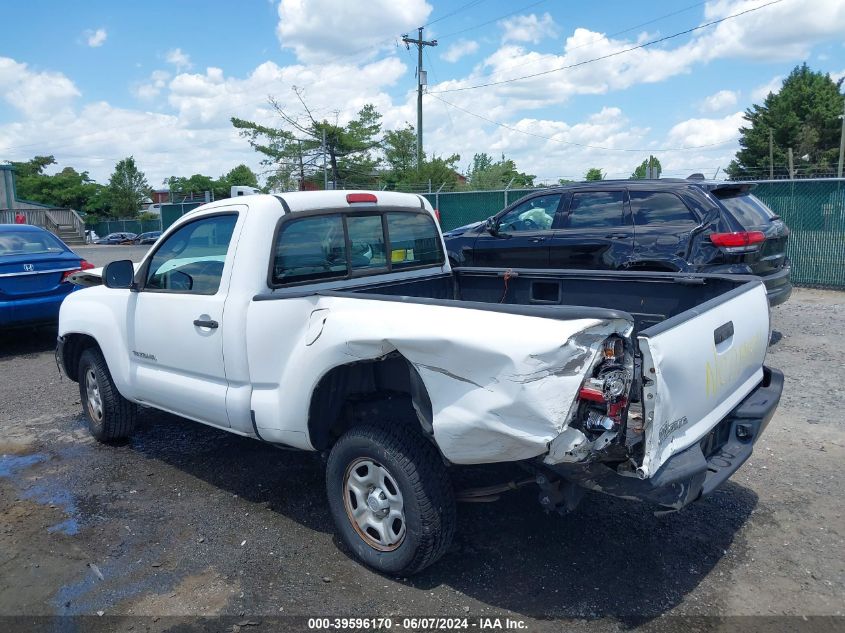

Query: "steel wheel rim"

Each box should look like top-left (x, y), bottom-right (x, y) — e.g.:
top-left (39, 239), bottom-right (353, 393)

top-left (85, 368), bottom-right (104, 422)
top-left (343, 457), bottom-right (406, 551)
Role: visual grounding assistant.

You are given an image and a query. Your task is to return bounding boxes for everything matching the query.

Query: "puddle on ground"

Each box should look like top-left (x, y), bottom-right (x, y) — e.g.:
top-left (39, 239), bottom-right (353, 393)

top-left (0, 452), bottom-right (80, 535)
top-left (0, 452), bottom-right (47, 477)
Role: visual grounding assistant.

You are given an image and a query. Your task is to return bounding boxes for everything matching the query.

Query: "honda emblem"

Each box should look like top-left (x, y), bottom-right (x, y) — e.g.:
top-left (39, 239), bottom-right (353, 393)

top-left (23, 264), bottom-right (34, 272)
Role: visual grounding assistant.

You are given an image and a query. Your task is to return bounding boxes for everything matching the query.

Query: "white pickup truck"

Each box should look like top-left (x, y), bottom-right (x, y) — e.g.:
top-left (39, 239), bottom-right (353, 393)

top-left (57, 191), bottom-right (783, 574)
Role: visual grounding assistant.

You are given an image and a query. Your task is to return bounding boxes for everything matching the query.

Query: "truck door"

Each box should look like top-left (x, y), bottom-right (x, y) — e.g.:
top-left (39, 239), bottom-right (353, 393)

top-left (470, 194), bottom-right (562, 268)
top-left (127, 212), bottom-right (242, 427)
top-left (548, 189), bottom-right (633, 269)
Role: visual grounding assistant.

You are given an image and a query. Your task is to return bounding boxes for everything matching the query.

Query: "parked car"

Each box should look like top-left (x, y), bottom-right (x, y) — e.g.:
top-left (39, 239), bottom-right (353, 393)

top-left (95, 232), bottom-right (137, 245)
top-left (0, 224), bottom-right (94, 328)
top-left (444, 178), bottom-right (792, 306)
top-left (57, 191), bottom-right (781, 574)
top-left (134, 231), bottom-right (162, 245)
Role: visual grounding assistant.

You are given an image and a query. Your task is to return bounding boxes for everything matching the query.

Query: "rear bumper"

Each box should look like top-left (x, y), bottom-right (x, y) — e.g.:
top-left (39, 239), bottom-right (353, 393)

top-left (542, 366), bottom-right (783, 510)
top-left (0, 291), bottom-right (71, 328)
top-left (761, 260), bottom-right (792, 307)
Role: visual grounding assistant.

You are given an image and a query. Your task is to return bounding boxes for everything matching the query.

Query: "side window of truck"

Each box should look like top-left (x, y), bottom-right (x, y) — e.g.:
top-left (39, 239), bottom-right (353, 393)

top-left (145, 214), bottom-right (237, 295)
top-left (566, 191), bottom-right (626, 228)
top-left (272, 215), bottom-right (348, 285)
top-left (386, 212), bottom-right (444, 268)
top-left (630, 191), bottom-right (698, 226)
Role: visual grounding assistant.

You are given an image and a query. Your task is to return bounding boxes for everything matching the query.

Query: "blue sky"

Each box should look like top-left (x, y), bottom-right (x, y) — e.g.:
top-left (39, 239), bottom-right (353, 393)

top-left (1, 0), bottom-right (843, 186)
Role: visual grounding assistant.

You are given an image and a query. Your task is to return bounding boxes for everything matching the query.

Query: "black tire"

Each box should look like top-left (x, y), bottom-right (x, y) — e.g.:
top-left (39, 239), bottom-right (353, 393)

top-left (326, 424), bottom-right (455, 575)
top-left (77, 348), bottom-right (137, 442)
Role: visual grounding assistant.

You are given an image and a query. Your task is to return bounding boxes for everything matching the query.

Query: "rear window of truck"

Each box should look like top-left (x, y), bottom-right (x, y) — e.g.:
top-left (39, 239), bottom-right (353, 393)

top-left (271, 210), bottom-right (443, 286)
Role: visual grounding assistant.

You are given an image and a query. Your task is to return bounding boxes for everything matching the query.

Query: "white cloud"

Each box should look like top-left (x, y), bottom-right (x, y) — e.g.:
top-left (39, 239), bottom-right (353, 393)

top-left (750, 75), bottom-right (782, 101)
top-left (700, 89), bottom-right (739, 112)
top-left (276, 0), bottom-right (431, 63)
top-left (830, 68), bottom-right (845, 83)
top-left (666, 111), bottom-right (745, 148)
top-left (132, 70), bottom-right (171, 100)
top-left (0, 57), bottom-right (80, 118)
top-left (165, 48), bottom-right (192, 71)
top-left (500, 13), bottom-right (557, 44)
top-left (84, 28), bottom-right (107, 48)
top-left (442, 40), bottom-right (479, 63)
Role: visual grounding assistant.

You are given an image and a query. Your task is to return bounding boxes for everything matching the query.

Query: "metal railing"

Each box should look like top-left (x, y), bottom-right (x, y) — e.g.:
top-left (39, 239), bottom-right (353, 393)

top-left (1, 208), bottom-right (86, 241)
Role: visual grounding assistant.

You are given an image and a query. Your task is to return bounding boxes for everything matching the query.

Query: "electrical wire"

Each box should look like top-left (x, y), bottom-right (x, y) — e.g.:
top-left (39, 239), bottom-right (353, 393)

top-left (427, 93), bottom-right (738, 152)
top-left (430, 0), bottom-right (784, 94)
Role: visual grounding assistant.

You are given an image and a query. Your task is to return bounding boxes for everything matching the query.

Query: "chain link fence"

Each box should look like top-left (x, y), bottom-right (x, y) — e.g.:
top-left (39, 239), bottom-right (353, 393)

top-left (424, 179), bottom-right (845, 290)
top-left (90, 218), bottom-right (162, 237)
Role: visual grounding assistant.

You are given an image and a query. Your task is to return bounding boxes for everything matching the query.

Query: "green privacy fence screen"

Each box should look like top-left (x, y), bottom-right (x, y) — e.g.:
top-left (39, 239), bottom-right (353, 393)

top-left (424, 179), bottom-right (845, 289)
top-left (90, 219), bottom-right (162, 237)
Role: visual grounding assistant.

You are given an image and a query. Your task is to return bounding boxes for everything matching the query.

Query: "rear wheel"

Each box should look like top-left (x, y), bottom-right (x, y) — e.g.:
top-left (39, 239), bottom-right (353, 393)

top-left (326, 424), bottom-right (455, 575)
top-left (78, 348), bottom-right (137, 442)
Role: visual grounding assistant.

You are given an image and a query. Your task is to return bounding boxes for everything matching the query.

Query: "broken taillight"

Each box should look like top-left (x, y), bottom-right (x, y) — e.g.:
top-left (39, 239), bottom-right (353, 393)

top-left (576, 336), bottom-right (631, 437)
top-left (61, 260), bottom-right (95, 283)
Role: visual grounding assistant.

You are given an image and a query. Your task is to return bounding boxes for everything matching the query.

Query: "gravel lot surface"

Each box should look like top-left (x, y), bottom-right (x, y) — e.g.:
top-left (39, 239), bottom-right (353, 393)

top-left (0, 276), bottom-right (843, 631)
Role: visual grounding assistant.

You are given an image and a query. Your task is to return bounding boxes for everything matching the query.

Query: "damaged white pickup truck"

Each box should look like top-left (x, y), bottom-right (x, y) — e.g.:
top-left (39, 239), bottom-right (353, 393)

top-left (57, 191), bottom-right (783, 574)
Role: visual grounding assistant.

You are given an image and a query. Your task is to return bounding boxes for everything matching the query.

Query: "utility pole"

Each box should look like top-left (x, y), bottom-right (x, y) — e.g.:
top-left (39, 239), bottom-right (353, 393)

top-left (788, 147), bottom-right (794, 180)
top-left (769, 128), bottom-right (774, 179)
top-left (402, 27), bottom-right (437, 168)
top-left (322, 128), bottom-right (328, 190)
top-left (837, 97), bottom-right (845, 179)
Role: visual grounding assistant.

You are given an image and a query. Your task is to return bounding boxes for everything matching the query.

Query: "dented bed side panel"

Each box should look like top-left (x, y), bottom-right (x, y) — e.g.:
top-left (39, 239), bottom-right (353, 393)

top-left (636, 280), bottom-right (770, 477)
top-left (246, 295), bottom-right (632, 464)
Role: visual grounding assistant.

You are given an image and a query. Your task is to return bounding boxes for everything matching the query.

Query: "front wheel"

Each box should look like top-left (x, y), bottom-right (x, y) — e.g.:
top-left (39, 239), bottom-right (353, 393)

top-left (326, 424), bottom-right (455, 575)
top-left (78, 348), bottom-right (137, 442)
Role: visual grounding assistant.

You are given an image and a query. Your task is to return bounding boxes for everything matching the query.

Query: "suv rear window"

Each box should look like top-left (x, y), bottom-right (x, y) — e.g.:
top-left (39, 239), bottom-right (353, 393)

top-left (716, 193), bottom-right (777, 228)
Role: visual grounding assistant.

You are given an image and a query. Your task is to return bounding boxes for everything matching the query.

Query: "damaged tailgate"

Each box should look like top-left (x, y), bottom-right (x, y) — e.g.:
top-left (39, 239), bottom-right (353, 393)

top-left (636, 279), bottom-right (770, 478)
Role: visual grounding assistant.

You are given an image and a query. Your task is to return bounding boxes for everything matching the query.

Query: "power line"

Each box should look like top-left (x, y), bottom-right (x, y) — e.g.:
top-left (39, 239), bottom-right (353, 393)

top-left (424, 0), bottom-right (490, 28)
top-left (430, 0), bottom-right (784, 94)
top-left (428, 93), bottom-right (738, 152)
top-left (475, 0), bottom-right (709, 81)
top-left (437, 0), bottom-right (548, 40)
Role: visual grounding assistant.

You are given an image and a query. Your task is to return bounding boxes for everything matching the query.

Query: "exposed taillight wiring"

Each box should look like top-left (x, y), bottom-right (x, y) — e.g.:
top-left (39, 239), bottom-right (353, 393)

top-left (61, 260), bottom-right (95, 283)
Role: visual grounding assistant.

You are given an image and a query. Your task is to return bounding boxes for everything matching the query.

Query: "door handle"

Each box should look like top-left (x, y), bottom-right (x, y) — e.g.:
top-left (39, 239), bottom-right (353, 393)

top-left (605, 233), bottom-right (629, 240)
top-left (530, 237), bottom-right (546, 243)
top-left (193, 319), bottom-right (218, 329)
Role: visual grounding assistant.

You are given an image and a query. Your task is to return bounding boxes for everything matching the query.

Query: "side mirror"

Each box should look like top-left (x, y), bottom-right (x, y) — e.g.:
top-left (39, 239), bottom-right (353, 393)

top-left (103, 260), bottom-right (136, 289)
top-left (485, 217), bottom-right (499, 236)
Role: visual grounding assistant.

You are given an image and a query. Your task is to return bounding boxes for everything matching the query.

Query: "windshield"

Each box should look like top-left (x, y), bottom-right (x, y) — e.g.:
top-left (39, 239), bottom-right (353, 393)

top-left (0, 230), bottom-right (67, 257)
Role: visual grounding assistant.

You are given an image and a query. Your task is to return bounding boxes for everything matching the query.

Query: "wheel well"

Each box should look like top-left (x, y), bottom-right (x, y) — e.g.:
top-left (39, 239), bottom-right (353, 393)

top-left (308, 352), bottom-right (433, 451)
top-left (61, 334), bottom-right (100, 382)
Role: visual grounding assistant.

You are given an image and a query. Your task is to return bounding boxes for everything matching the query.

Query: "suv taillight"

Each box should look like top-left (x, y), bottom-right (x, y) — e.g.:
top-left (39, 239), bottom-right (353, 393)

top-left (61, 260), bottom-right (95, 283)
top-left (709, 231), bottom-right (765, 253)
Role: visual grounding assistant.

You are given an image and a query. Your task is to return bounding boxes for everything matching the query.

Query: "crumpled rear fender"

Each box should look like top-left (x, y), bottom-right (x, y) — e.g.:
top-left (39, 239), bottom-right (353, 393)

top-left (251, 296), bottom-right (633, 464)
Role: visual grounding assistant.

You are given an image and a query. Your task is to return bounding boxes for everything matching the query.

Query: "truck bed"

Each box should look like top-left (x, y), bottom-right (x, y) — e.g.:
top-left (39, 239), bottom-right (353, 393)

top-left (338, 267), bottom-right (753, 337)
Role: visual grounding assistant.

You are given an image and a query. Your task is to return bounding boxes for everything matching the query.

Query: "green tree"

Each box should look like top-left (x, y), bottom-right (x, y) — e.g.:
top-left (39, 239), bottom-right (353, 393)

top-left (631, 156), bottom-right (662, 179)
top-left (467, 153), bottom-right (535, 189)
top-left (584, 167), bottom-right (604, 181)
top-left (223, 164), bottom-right (259, 189)
top-left (233, 91), bottom-right (382, 190)
top-left (727, 64), bottom-right (844, 179)
top-left (379, 123), bottom-right (461, 191)
top-left (108, 156), bottom-right (150, 217)
top-left (166, 173), bottom-right (218, 200)
top-left (9, 155), bottom-right (108, 213)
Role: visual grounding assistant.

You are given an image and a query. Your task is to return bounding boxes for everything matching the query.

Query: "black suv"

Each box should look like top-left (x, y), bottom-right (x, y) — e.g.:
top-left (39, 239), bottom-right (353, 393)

top-left (443, 178), bottom-right (791, 305)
